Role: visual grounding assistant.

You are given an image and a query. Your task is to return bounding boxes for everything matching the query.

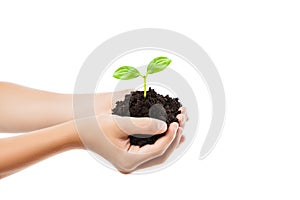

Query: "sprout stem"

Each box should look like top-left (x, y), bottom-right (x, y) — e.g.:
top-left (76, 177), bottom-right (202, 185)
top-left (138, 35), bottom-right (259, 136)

top-left (143, 75), bottom-right (147, 98)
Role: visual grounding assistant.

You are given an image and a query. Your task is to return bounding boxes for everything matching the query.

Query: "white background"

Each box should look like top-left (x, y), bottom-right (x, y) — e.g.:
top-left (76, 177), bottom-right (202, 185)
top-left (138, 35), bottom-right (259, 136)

top-left (0, 0), bottom-right (300, 199)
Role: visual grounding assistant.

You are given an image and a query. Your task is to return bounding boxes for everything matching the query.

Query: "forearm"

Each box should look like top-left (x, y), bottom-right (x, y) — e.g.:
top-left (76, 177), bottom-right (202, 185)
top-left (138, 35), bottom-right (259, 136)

top-left (0, 82), bottom-right (74, 132)
top-left (0, 120), bottom-right (82, 178)
top-left (0, 82), bottom-right (111, 132)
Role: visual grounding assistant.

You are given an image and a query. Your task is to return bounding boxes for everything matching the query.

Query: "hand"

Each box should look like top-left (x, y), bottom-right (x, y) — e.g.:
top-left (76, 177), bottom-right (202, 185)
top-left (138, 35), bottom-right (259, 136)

top-left (94, 89), bottom-right (133, 115)
top-left (135, 107), bottom-right (188, 170)
top-left (91, 90), bottom-right (189, 173)
top-left (76, 114), bottom-right (176, 173)
top-left (76, 106), bottom-right (188, 173)
top-left (0, 83), bottom-right (188, 177)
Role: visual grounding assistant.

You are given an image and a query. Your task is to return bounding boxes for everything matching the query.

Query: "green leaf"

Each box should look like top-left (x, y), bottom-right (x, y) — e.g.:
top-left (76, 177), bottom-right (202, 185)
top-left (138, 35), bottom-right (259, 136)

top-left (113, 66), bottom-right (141, 80)
top-left (147, 56), bottom-right (172, 75)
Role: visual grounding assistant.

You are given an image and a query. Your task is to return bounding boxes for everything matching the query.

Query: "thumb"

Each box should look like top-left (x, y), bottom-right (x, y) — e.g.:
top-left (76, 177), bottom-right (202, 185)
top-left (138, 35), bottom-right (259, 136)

top-left (113, 116), bottom-right (167, 136)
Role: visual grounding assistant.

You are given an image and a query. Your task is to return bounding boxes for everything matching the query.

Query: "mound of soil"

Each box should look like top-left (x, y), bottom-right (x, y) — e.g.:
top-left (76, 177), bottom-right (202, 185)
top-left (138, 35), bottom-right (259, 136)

top-left (112, 88), bottom-right (182, 147)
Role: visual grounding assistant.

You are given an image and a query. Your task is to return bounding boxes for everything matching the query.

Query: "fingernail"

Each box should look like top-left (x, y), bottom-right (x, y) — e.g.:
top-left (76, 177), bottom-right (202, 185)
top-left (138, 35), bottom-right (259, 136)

top-left (177, 115), bottom-right (182, 121)
top-left (174, 123), bottom-right (179, 130)
top-left (158, 122), bottom-right (167, 131)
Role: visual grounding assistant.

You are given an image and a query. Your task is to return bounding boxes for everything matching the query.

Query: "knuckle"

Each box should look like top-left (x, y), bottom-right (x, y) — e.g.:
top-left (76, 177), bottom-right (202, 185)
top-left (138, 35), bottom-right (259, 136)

top-left (118, 169), bottom-right (132, 174)
top-left (116, 156), bottom-right (137, 172)
top-left (179, 107), bottom-right (186, 113)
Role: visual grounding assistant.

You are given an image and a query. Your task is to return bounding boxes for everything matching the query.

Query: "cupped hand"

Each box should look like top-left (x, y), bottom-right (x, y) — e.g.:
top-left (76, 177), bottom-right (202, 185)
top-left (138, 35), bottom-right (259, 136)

top-left (89, 89), bottom-right (189, 173)
top-left (76, 106), bottom-right (188, 173)
top-left (76, 114), bottom-right (175, 173)
top-left (134, 107), bottom-right (188, 171)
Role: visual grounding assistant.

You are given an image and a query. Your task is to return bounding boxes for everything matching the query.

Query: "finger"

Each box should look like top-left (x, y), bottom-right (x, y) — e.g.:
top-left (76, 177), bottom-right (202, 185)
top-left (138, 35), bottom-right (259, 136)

top-left (136, 125), bottom-right (182, 169)
top-left (170, 127), bottom-right (183, 151)
top-left (113, 116), bottom-right (167, 136)
top-left (176, 135), bottom-right (185, 148)
top-left (118, 123), bottom-right (178, 173)
top-left (138, 122), bottom-right (178, 158)
top-left (176, 114), bottom-right (186, 128)
top-left (179, 135), bottom-right (185, 146)
top-left (128, 145), bottom-right (140, 153)
top-left (179, 107), bottom-right (189, 122)
top-left (179, 107), bottom-right (185, 113)
top-left (174, 128), bottom-right (183, 148)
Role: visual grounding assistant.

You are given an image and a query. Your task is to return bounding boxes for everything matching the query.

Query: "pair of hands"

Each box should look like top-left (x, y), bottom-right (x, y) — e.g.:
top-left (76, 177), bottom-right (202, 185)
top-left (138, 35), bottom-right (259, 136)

top-left (0, 82), bottom-right (188, 177)
top-left (76, 90), bottom-right (188, 173)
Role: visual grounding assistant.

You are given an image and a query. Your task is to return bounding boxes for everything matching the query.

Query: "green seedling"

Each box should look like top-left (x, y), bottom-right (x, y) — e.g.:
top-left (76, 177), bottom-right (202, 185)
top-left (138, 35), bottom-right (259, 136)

top-left (113, 56), bottom-right (172, 98)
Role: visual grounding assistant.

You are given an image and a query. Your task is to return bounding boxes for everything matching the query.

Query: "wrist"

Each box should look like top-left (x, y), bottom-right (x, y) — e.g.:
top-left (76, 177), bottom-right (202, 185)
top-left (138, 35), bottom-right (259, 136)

top-left (63, 120), bottom-right (85, 150)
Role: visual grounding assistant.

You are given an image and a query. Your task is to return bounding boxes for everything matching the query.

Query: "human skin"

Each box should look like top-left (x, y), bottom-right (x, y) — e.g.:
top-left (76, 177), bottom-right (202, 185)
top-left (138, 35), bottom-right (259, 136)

top-left (0, 82), bottom-right (187, 178)
top-left (0, 121), bottom-right (81, 178)
top-left (0, 82), bottom-right (117, 132)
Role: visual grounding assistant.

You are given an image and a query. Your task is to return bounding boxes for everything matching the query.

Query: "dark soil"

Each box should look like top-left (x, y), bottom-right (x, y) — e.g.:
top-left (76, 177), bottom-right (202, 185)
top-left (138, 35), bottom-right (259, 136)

top-left (112, 88), bottom-right (182, 147)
